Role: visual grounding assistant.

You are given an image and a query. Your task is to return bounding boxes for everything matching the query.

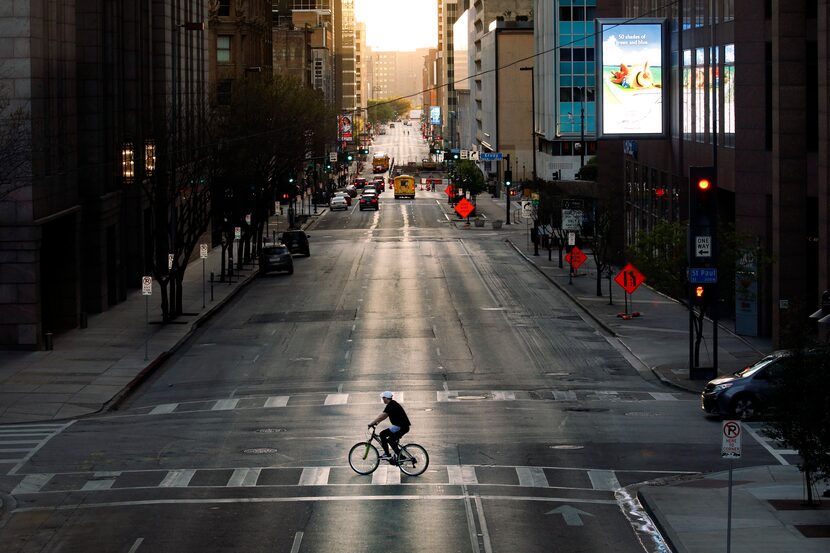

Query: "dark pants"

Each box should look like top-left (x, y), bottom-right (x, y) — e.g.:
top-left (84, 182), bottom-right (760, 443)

top-left (380, 426), bottom-right (409, 455)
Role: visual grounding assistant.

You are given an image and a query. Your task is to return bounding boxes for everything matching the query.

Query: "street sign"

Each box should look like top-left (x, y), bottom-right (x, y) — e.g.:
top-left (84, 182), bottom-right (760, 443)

top-left (565, 246), bottom-right (588, 270)
top-left (614, 263), bottom-right (647, 294)
top-left (455, 198), bottom-right (475, 218)
top-left (234, 226), bottom-right (241, 240)
top-left (689, 267), bottom-right (718, 283)
top-left (329, 152), bottom-right (338, 162)
top-left (562, 198), bottom-right (584, 210)
top-left (199, 244), bottom-right (208, 259)
top-left (469, 151), bottom-right (480, 161)
top-left (721, 420), bottom-right (742, 459)
top-left (562, 209), bottom-right (582, 231)
top-left (460, 149), bottom-right (469, 160)
top-left (479, 152), bottom-right (503, 161)
top-left (521, 201), bottom-right (533, 219)
top-left (567, 232), bottom-right (576, 246)
top-left (141, 276), bottom-right (153, 296)
top-left (444, 184), bottom-right (454, 197)
top-left (696, 235), bottom-right (712, 257)
top-left (168, 253), bottom-right (174, 270)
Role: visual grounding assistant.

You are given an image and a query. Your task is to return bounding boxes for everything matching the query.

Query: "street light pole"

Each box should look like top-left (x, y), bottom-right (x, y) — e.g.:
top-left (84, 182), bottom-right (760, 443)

top-left (521, 66), bottom-right (538, 255)
top-left (580, 95), bottom-right (585, 170)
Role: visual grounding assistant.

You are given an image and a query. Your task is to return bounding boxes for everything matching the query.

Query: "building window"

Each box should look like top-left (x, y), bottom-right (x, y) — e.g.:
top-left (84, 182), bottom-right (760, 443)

top-left (217, 79), bottom-right (233, 106)
top-left (723, 44), bottom-right (735, 147)
top-left (695, 47), bottom-right (706, 143)
top-left (217, 36), bottom-right (231, 63)
top-left (218, 0), bottom-right (230, 16)
top-left (683, 50), bottom-right (692, 140)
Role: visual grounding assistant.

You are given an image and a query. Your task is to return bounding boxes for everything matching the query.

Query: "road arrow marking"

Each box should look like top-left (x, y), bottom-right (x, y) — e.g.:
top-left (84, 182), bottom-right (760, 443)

top-left (545, 505), bottom-right (595, 526)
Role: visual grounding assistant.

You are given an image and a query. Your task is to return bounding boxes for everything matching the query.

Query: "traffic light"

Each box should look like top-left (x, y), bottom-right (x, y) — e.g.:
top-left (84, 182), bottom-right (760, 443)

top-left (504, 170), bottom-right (512, 188)
top-left (360, 148), bottom-right (369, 155)
top-left (689, 166), bottom-right (717, 231)
top-left (346, 151), bottom-right (354, 162)
top-left (692, 284), bottom-right (714, 306)
top-left (325, 162), bottom-right (332, 171)
top-left (452, 151), bottom-right (460, 160)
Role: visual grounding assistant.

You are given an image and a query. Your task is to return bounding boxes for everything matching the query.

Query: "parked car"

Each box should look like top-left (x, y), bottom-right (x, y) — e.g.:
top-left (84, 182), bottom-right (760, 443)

top-left (280, 230), bottom-right (310, 256)
top-left (334, 191), bottom-right (352, 205)
top-left (330, 196), bottom-right (349, 210)
top-left (700, 350), bottom-right (795, 420)
top-left (259, 244), bottom-right (294, 275)
top-left (359, 193), bottom-right (379, 211)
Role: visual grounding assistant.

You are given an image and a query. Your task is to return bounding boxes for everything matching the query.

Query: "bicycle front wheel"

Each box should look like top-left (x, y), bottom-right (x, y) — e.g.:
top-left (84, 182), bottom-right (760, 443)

top-left (348, 441), bottom-right (380, 475)
top-left (397, 443), bottom-right (429, 476)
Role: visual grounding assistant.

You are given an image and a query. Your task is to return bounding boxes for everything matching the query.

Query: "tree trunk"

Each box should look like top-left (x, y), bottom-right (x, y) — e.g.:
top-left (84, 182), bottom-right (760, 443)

top-left (805, 469), bottom-right (815, 506)
top-left (596, 267), bottom-right (604, 297)
top-left (174, 271), bottom-right (184, 316)
top-left (159, 278), bottom-right (171, 322)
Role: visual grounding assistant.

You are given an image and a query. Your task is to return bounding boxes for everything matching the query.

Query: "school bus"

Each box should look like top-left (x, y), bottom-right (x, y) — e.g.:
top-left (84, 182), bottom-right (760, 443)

top-left (393, 175), bottom-right (416, 199)
top-left (372, 153), bottom-right (390, 173)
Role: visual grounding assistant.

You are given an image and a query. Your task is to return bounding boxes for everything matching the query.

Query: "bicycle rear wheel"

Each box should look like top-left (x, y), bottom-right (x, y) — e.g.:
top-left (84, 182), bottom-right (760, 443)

top-left (397, 443), bottom-right (429, 476)
top-left (348, 441), bottom-right (380, 474)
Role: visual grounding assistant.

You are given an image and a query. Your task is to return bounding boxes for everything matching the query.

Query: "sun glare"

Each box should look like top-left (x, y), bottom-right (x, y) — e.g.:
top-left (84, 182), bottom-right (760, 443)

top-left (355, 0), bottom-right (438, 52)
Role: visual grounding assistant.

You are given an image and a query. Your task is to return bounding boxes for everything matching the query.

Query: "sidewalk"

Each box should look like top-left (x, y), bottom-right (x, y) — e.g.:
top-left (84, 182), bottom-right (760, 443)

top-left (0, 212), bottom-right (319, 425)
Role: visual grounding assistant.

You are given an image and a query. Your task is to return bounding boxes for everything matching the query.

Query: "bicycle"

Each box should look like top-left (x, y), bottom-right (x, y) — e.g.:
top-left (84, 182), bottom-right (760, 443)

top-left (348, 426), bottom-right (429, 476)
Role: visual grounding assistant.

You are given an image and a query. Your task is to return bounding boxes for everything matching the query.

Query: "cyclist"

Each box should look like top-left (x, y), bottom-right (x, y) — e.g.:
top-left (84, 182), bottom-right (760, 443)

top-left (368, 391), bottom-right (411, 462)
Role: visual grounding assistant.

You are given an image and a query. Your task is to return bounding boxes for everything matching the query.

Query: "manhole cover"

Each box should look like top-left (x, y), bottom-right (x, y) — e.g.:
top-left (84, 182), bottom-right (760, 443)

top-left (549, 445), bottom-right (584, 450)
top-left (242, 447), bottom-right (278, 454)
top-left (255, 428), bottom-right (287, 433)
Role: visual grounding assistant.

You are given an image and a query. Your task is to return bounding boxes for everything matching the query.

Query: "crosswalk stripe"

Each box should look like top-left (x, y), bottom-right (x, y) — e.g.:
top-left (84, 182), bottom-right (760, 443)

top-left (81, 478), bottom-right (116, 491)
top-left (212, 399), bottom-right (240, 411)
top-left (447, 465), bottom-right (478, 485)
top-left (324, 394), bottom-right (349, 406)
top-left (12, 473), bottom-right (54, 494)
top-left (0, 429), bottom-right (56, 435)
top-left (648, 392), bottom-right (678, 401)
top-left (0, 440), bottom-right (41, 445)
top-left (299, 467), bottom-right (331, 486)
top-left (553, 390), bottom-right (577, 401)
top-left (227, 468), bottom-right (261, 487)
top-left (372, 465), bottom-right (400, 485)
top-left (493, 391), bottom-right (516, 401)
top-left (264, 396), bottom-right (289, 408)
top-left (149, 404), bottom-right (178, 415)
top-left (0, 458), bottom-right (23, 463)
top-left (516, 466), bottom-right (549, 488)
top-left (159, 469), bottom-right (196, 488)
top-left (588, 470), bottom-right (621, 491)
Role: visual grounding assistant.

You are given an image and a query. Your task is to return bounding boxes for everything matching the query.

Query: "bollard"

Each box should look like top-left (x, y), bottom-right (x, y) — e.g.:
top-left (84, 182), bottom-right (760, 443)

top-left (210, 271), bottom-right (215, 301)
top-left (79, 311), bottom-right (88, 329)
top-left (44, 332), bottom-right (53, 351)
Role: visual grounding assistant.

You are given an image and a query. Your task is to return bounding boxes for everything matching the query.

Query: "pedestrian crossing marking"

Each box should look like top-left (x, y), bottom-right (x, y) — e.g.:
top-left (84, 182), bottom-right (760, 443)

top-left (324, 393), bottom-right (349, 406)
top-left (8, 464), bottom-right (697, 496)
top-left (553, 390), bottom-right (577, 401)
top-left (299, 467), bottom-right (330, 486)
top-left (228, 468), bottom-right (261, 487)
top-left (648, 392), bottom-right (678, 401)
top-left (160, 469), bottom-right (196, 488)
top-left (264, 396), bottom-right (289, 408)
top-left (1, 421), bottom-right (74, 476)
top-left (149, 404), bottom-right (178, 415)
top-left (212, 399), bottom-right (240, 411)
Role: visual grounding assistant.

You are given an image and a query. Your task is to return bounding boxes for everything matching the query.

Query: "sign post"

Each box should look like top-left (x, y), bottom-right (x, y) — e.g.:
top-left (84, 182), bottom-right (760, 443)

top-left (200, 244), bottom-right (208, 308)
top-left (141, 276), bottom-right (152, 361)
top-left (721, 420), bottom-right (742, 553)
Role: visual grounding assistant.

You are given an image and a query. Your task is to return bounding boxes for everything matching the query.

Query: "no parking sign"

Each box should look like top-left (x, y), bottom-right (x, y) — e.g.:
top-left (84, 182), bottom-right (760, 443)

top-left (721, 420), bottom-right (742, 459)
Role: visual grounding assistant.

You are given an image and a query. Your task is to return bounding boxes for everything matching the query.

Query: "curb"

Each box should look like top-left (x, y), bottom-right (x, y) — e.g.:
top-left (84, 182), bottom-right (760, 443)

top-left (0, 491), bottom-right (16, 530)
top-left (648, 367), bottom-right (705, 395)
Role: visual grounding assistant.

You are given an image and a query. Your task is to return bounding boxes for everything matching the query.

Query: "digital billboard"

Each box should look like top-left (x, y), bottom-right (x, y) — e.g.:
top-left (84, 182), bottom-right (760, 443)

top-left (339, 114), bottom-right (353, 142)
top-left (596, 19), bottom-right (668, 138)
top-left (430, 106), bottom-right (441, 125)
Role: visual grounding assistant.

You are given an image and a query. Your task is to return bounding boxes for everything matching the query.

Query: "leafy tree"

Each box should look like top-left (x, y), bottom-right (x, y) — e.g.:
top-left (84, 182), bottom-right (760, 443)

top-left (764, 346), bottom-right (830, 505)
top-left (367, 97), bottom-right (411, 127)
top-left (627, 221), bottom-right (688, 299)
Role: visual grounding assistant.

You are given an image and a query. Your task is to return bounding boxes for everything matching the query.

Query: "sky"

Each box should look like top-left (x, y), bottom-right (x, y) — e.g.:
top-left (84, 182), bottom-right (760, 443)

top-left (355, 0), bottom-right (437, 52)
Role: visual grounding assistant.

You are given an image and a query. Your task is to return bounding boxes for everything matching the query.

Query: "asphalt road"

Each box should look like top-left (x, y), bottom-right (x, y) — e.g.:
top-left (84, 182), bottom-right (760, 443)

top-left (0, 128), bottom-right (782, 552)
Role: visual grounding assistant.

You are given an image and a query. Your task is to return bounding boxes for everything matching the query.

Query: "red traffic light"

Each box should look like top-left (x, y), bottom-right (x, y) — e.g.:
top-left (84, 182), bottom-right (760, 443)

top-left (697, 179), bottom-right (711, 191)
top-left (695, 286), bottom-right (705, 298)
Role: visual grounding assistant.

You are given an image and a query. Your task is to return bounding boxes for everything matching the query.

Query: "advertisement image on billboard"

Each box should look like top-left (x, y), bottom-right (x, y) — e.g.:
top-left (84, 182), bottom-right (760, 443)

top-left (596, 19), bottom-right (667, 138)
top-left (339, 114), bottom-right (353, 142)
top-left (430, 106), bottom-right (441, 125)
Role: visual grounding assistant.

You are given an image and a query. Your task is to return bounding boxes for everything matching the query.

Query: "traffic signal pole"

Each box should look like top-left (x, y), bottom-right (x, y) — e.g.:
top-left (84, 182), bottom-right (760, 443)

top-left (504, 154), bottom-right (512, 224)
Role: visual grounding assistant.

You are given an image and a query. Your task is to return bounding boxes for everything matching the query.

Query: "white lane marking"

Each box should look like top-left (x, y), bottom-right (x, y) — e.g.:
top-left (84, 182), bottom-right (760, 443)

top-left (290, 532), bottom-right (304, 553)
top-left (324, 393), bottom-right (349, 406)
top-left (448, 465), bottom-right (478, 485)
top-left (12, 473), bottom-right (54, 494)
top-left (648, 392), bottom-right (678, 401)
top-left (159, 469), bottom-right (196, 488)
top-left (0, 423), bottom-right (67, 431)
top-left (553, 390), bottom-right (577, 401)
top-left (127, 538), bottom-right (144, 553)
top-left (264, 396), bottom-right (289, 408)
top-left (149, 404), bottom-right (178, 415)
top-left (463, 487), bottom-right (481, 553)
top-left (493, 391), bottom-right (516, 401)
top-left (0, 440), bottom-right (40, 444)
top-left (13, 494), bottom-right (620, 513)
top-left (212, 399), bottom-right (240, 411)
top-left (744, 424), bottom-right (790, 465)
top-left (299, 467), bottom-right (331, 486)
top-left (81, 478), bottom-right (116, 491)
top-left (227, 468), bottom-right (261, 487)
top-left (0, 458), bottom-right (23, 463)
top-left (474, 495), bottom-right (494, 553)
top-left (0, 449), bottom-right (31, 453)
top-left (344, 350), bottom-right (351, 360)
top-left (516, 467), bottom-right (549, 488)
top-left (0, 429), bottom-right (57, 435)
top-left (588, 470), bottom-right (621, 491)
top-left (94, 471), bottom-right (121, 478)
